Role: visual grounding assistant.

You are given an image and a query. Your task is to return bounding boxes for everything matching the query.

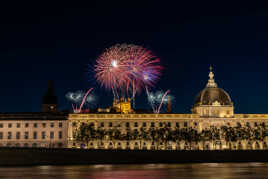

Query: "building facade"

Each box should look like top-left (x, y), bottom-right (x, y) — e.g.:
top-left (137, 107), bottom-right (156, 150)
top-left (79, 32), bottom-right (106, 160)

top-left (68, 67), bottom-right (268, 150)
top-left (0, 69), bottom-right (267, 150)
top-left (0, 113), bottom-right (68, 148)
top-left (0, 81), bottom-right (68, 148)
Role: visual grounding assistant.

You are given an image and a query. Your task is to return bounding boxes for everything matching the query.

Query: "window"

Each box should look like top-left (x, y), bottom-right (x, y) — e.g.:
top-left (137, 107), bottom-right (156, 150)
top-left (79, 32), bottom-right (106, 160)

top-left (90, 122), bottom-right (94, 127)
top-left (143, 122), bottom-right (146, 127)
top-left (168, 122), bottom-right (171, 127)
top-left (8, 132), bottom-right (12, 139)
top-left (0, 123), bottom-right (3, 128)
top-left (100, 122), bottom-right (104, 127)
top-left (24, 143), bottom-right (28, 147)
top-left (254, 122), bottom-right (258, 127)
top-left (50, 132), bottom-right (54, 139)
top-left (109, 122), bottom-right (112, 127)
top-left (8, 123), bottom-right (12, 128)
top-left (16, 132), bottom-right (20, 139)
top-left (42, 132), bottom-right (46, 139)
top-left (72, 122), bottom-right (76, 127)
top-left (17, 123), bottom-right (21, 128)
top-left (184, 122), bottom-right (187, 127)
top-left (237, 122), bottom-right (241, 127)
top-left (59, 131), bottom-right (62, 139)
top-left (151, 122), bottom-right (155, 127)
top-left (59, 122), bottom-right (62, 128)
top-left (176, 122), bottom-right (179, 127)
top-left (33, 131), bottom-right (37, 139)
top-left (0, 132), bottom-right (3, 139)
top-left (24, 132), bottom-right (29, 139)
top-left (159, 122), bottom-right (163, 127)
top-left (32, 143), bottom-right (37, 148)
top-left (25, 123), bottom-right (29, 128)
top-left (34, 123), bottom-right (38, 128)
top-left (134, 122), bottom-right (138, 127)
top-left (125, 122), bottom-right (129, 128)
top-left (194, 122), bottom-right (198, 127)
top-left (42, 123), bottom-right (46, 128)
top-left (50, 123), bottom-right (54, 128)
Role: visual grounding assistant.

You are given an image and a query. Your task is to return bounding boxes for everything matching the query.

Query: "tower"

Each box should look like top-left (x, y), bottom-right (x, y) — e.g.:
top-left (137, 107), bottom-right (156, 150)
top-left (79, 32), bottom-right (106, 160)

top-left (42, 80), bottom-right (58, 112)
top-left (167, 95), bottom-right (172, 113)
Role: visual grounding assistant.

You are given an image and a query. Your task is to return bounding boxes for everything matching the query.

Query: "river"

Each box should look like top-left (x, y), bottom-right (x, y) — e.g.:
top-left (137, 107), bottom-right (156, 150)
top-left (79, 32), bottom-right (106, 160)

top-left (0, 163), bottom-right (267, 179)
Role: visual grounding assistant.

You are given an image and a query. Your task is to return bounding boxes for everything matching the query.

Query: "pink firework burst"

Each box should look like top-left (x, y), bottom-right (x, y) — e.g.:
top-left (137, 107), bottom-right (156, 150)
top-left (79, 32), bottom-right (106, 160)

top-left (94, 44), bottom-right (162, 100)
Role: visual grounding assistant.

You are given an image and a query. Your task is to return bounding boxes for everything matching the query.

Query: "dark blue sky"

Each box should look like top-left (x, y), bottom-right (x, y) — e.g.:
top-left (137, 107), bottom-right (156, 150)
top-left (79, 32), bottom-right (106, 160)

top-left (1, 1), bottom-right (268, 113)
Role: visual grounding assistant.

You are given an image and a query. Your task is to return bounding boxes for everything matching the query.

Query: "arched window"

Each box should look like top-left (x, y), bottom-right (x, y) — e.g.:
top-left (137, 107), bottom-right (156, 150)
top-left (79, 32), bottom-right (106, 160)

top-left (238, 142), bottom-right (243, 150)
top-left (108, 142), bottom-right (113, 149)
top-left (247, 142), bottom-right (252, 150)
top-left (263, 142), bottom-right (267, 150)
top-left (255, 142), bottom-right (260, 150)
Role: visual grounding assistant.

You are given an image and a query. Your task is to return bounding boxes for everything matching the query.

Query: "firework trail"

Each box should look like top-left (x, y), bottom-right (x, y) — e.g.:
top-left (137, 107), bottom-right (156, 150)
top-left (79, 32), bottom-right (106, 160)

top-left (146, 86), bottom-right (156, 113)
top-left (157, 90), bottom-right (170, 113)
top-left (78, 88), bottom-right (93, 112)
top-left (147, 90), bottom-right (173, 113)
top-left (66, 89), bottom-right (95, 113)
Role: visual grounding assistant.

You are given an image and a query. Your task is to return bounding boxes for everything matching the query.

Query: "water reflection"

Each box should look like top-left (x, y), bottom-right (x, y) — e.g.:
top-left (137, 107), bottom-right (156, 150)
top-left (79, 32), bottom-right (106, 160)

top-left (0, 163), bottom-right (267, 179)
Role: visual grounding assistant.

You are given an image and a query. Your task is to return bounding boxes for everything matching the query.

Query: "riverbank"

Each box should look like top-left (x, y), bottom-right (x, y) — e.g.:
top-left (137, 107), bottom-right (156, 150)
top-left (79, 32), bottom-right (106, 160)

top-left (1, 148), bottom-right (268, 166)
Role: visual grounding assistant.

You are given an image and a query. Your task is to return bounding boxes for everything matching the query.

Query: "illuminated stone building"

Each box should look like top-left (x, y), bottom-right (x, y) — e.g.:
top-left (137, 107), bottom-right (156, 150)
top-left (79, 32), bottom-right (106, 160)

top-left (68, 67), bottom-right (268, 150)
top-left (0, 81), bottom-right (68, 148)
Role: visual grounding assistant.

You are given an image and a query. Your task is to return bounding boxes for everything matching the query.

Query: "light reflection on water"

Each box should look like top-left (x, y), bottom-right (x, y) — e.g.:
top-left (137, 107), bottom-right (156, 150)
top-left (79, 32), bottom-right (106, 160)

top-left (0, 163), bottom-right (267, 179)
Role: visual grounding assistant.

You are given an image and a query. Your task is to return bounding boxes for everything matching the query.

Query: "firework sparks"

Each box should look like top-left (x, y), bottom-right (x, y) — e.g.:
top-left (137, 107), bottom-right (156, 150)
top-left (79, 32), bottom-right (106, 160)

top-left (66, 89), bottom-right (95, 113)
top-left (94, 44), bottom-right (162, 107)
top-left (147, 90), bottom-right (174, 113)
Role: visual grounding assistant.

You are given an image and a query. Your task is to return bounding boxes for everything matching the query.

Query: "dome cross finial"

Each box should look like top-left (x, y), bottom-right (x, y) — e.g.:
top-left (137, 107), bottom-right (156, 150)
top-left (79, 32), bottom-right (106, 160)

top-left (206, 65), bottom-right (217, 88)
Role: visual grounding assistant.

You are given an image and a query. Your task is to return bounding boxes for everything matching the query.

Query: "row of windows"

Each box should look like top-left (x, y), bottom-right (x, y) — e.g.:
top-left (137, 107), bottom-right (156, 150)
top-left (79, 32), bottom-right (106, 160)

top-left (76, 121), bottom-right (267, 128)
top-left (77, 122), bottom-right (190, 128)
top-left (0, 131), bottom-right (63, 140)
top-left (0, 122), bottom-right (63, 128)
top-left (230, 122), bottom-right (265, 127)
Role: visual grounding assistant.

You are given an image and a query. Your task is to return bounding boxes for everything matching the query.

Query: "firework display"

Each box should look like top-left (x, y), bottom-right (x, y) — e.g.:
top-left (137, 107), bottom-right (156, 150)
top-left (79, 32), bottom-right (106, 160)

top-left (66, 88), bottom-right (95, 113)
top-left (94, 44), bottom-right (162, 105)
top-left (147, 90), bottom-right (174, 113)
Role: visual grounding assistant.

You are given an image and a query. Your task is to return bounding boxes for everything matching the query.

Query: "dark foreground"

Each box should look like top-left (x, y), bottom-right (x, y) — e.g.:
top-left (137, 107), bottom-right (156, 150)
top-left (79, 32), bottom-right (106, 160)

top-left (1, 163), bottom-right (268, 179)
top-left (1, 148), bottom-right (268, 166)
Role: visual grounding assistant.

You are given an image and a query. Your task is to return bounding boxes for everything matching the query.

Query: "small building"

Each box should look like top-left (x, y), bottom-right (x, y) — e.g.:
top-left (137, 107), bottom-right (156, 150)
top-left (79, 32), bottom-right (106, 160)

top-left (0, 81), bottom-right (68, 148)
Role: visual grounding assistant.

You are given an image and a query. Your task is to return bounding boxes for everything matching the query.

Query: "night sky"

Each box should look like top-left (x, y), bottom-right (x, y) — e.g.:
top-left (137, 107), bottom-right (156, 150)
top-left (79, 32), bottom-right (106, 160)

top-left (1, 1), bottom-right (268, 113)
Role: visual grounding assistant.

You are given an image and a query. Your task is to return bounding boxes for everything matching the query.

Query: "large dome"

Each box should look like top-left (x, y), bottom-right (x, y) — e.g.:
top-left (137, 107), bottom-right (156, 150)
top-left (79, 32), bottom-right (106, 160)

top-left (192, 66), bottom-right (234, 117)
top-left (193, 66), bottom-right (233, 107)
top-left (194, 87), bottom-right (232, 106)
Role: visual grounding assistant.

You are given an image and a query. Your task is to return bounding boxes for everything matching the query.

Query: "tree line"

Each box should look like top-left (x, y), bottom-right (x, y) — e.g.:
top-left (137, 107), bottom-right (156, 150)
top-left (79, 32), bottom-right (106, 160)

top-left (73, 122), bottom-right (268, 149)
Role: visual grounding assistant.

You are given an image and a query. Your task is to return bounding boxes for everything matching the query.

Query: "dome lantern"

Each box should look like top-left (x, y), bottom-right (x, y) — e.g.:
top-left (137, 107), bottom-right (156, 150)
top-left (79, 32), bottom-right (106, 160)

top-left (206, 66), bottom-right (217, 88)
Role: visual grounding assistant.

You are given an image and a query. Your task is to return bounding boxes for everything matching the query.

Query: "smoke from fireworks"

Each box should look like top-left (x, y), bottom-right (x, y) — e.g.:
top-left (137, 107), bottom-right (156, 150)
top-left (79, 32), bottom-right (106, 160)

top-left (94, 44), bottom-right (162, 106)
top-left (66, 88), bottom-right (95, 113)
top-left (147, 90), bottom-right (174, 113)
